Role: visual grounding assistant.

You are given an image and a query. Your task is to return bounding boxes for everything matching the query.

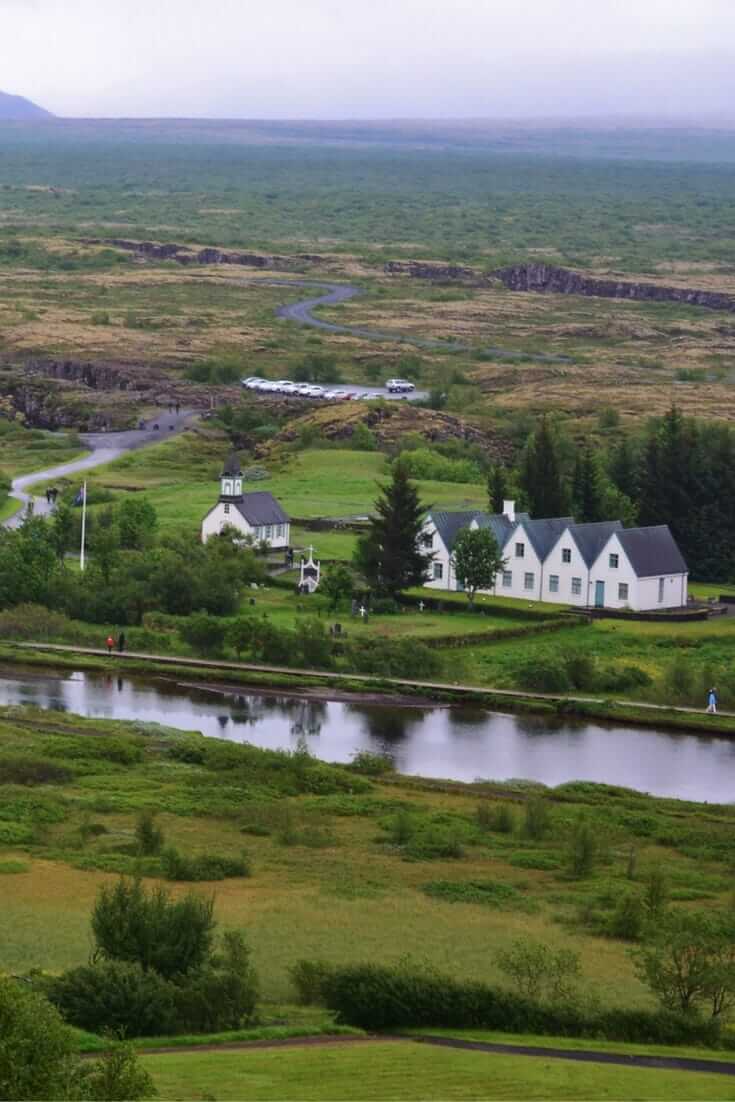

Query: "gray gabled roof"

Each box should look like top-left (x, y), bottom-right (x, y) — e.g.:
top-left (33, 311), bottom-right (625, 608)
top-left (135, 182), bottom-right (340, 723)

top-left (235, 492), bottom-right (289, 526)
top-left (522, 517), bottom-right (575, 561)
top-left (567, 520), bottom-right (624, 567)
top-left (429, 510), bottom-right (483, 551)
top-left (616, 526), bottom-right (688, 578)
top-left (474, 512), bottom-right (527, 548)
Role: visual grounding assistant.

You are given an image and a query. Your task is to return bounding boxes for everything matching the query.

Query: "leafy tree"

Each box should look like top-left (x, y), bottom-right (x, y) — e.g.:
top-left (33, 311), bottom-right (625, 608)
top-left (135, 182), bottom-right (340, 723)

top-left (608, 436), bottom-right (639, 499)
top-left (354, 461), bottom-right (433, 596)
top-left (117, 496), bottom-right (158, 550)
top-left (321, 564), bottom-right (354, 611)
top-left (51, 502), bottom-right (75, 560)
top-left (496, 938), bottom-right (581, 1003)
top-left (180, 611), bottom-right (227, 656)
top-left (91, 877), bottom-right (215, 979)
top-left (487, 463), bottom-right (509, 514)
top-left (0, 976), bottom-right (154, 1101)
top-left (643, 868), bottom-right (668, 922)
top-left (0, 976), bottom-right (78, 1101)
top-left (226, 613), bottom-right (258, 658)
top-left (633, 910), bottom-right (735, 1016)
top-left (452, 527), bottom-right (505, 607)
top-left (520, 416), bottom-right (570, 518)
top-left (89, 516), bottom-right (120, 584)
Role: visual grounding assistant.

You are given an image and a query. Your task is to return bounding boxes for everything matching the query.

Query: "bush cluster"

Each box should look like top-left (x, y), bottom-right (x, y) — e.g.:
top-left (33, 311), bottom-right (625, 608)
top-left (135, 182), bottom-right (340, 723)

top-left (319, 961), bottom-right (722, 1046)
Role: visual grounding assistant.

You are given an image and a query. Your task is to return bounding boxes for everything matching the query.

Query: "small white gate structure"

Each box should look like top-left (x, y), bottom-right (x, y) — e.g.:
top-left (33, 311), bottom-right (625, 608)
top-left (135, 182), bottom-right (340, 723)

top-left (299, 546), bottom-right (321, 594)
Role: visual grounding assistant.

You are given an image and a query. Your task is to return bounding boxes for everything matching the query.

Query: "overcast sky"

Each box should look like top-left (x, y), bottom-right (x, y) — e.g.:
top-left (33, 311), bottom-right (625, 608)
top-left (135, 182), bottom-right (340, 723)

top-left (1, 0), bottom-right (734, 119)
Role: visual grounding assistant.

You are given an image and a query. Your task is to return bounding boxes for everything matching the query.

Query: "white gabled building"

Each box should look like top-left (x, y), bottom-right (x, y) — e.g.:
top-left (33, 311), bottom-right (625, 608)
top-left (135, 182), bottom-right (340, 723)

top-left (201, 452), bottom-right (290, 549)
top-left (421, 500), bottom-right (688, 612)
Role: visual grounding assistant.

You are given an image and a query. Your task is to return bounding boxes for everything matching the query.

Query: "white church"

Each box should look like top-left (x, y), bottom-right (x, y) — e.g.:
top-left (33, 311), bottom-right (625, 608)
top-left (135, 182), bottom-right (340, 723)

top-left (422, 500), bottom-right (688, 612)
top-left (201, 452), bottom-right (290, 549)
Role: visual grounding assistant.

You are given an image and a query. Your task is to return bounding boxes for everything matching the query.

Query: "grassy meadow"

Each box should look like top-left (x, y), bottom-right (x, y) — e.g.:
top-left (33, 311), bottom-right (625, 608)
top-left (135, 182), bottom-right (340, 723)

top-left (142, 1039), bottom-right (735, 1101)
top-left (2, 702), bottom-right (735, 1020)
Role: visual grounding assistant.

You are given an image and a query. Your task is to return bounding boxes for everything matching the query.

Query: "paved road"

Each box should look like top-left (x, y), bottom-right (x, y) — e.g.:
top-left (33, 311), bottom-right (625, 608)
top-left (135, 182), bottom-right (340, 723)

top-left (242, 277), bottom-right (571, 365)
top-left (5, 408), bottom-right (196, 528)
top-left (411, 1034), bottom-right (735, 1077)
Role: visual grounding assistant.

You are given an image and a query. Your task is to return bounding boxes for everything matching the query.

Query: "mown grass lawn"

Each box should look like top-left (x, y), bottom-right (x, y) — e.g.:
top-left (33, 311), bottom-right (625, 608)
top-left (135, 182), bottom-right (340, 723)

top-left (143, 1040), bottom-right (735, 1101)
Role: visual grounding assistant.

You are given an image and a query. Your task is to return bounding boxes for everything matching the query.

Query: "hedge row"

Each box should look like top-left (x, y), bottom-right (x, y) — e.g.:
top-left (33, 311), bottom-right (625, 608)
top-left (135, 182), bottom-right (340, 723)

top-left (420, 618), bottom-right (580, 650)
top-left (398, 593), bottom-right (576, 622)
top-left (321, 963), bottom-right (724, 1047)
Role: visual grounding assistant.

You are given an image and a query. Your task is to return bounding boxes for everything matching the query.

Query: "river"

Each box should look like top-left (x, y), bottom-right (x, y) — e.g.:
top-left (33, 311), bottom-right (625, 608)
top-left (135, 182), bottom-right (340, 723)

top-left (4, 665), bottom-right (735, 802)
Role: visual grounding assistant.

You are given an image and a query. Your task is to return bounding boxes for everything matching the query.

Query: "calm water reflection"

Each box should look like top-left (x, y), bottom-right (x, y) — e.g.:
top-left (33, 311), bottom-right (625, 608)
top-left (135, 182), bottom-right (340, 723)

top-left (2, 666), bottom-right (734, 802)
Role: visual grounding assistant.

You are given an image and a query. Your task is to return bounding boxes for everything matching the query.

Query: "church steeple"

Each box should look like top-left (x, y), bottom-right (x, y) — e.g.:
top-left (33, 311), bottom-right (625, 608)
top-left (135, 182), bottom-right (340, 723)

top-left (220, 451), bottom-right (243, 501)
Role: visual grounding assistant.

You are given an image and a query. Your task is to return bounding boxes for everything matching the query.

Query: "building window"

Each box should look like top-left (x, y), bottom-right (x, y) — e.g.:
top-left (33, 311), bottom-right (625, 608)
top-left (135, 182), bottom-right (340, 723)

top-left (254, 527), bottom-right (263, 540)
top-left (562, 548), bottom-right (571, 564)
top-left (549, 574), bottom-right (559, 593)
top-left (422, 532), bottom-right (433, 548)
top-left (276, 524), bottom-right (285, 538)
top-left (265, 525), bottom-right (273, 539)
top-left (658, 577), bottom-right (665, 603)
top-left (433, 562), bottom-right (443, 580)
top-left (571, 577), bottom-right (582, 596)
top-left (502, 570), bottom-right (512, 588)
top-left (609, 553), bottom-right (619, 569)
top-left (515, 542), bottom-right (525, 558)
top-left (524, 572), bottom-right (535, 591)
top-left (618, 583), bottom-right (629, 601)
top-left (223, 504), bottom-right (230, 516)
top-left (223, 480), bottom-right (231, 496)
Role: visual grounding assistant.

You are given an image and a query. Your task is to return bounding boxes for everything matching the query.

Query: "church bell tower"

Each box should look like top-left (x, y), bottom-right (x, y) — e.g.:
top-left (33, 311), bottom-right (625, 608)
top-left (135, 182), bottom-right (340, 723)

top-left (220, 451), bottom-right (243, 501)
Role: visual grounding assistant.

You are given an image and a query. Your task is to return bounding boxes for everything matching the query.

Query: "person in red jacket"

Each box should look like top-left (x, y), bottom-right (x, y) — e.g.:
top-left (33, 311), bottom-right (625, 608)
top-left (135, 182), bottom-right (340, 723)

top-left (106, 635), bottom-right (115, 654)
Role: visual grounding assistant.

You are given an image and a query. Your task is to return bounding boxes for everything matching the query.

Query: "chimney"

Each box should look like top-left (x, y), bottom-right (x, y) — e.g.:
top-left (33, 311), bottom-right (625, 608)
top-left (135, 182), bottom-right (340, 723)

top-left (503, 499), bottom-right (516, 522)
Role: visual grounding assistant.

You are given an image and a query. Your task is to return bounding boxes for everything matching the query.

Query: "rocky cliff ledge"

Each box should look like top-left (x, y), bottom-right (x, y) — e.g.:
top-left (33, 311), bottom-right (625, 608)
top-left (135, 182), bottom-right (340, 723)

top-left (383, 260), bottom-right (478, 282)
top-left (492, 264), bottom-right (735, 313)
top-left (81, 238), bottom-right (324, 270)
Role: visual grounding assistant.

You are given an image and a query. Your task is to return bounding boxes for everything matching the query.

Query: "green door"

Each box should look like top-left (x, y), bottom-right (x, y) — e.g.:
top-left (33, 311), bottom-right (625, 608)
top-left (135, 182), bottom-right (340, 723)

top-left (595, 580), bottom-right (605, 608)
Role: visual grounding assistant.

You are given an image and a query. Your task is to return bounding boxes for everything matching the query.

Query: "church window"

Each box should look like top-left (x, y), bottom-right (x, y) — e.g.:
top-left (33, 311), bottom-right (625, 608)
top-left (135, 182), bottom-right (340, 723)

top-left (224, 504), bottom-right (230, 515)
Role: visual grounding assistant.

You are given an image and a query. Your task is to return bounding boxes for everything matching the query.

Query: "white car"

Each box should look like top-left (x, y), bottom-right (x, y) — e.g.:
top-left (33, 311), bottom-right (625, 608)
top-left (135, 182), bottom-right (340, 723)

top-left (241, 376), bottom-right (261, 388)
top-left (294, 384), bottom-right (314, 396)
top-left (386, 378), bottom-right (416, 393)
top-left (244, 378), bottom-right (264, 389)
top-left (280, 382), bottom-right (298, 394)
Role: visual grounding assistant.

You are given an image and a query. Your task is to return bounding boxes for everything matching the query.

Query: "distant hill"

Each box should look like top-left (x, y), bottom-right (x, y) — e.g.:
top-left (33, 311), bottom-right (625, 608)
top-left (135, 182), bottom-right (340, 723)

top-left (0, 91), bottom-right (53, 120)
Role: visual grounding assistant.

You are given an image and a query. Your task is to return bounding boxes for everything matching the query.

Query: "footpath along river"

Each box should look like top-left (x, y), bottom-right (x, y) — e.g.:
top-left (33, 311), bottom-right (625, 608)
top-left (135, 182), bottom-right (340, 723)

top-left (2, 664), bottom-right (734, 803)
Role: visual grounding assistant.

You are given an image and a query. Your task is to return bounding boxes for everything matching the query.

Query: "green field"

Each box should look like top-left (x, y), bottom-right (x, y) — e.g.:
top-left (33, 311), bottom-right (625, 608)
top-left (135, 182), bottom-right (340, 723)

top-left (142, 1039), bottom-right (735, 1101)
top-left (2, 702), bottom-right (735, 1016)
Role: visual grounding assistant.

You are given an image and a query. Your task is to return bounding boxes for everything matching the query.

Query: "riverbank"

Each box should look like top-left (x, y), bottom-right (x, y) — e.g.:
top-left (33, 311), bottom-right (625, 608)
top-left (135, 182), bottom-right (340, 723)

top-left (4, 639), bottom-right (735, 739)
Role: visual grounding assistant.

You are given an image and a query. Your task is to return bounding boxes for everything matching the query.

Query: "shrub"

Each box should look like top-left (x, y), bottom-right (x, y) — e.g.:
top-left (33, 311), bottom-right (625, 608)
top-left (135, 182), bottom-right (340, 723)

top-left (0, 755), bottom-right (73, 786)
top-left (517, 658), bottom-right (570, 694)
top-left (173, 931), bottom-right (258, 1032)
top-left (49, 959), bottom-right (177, 1036)
top-left (563, 651), bottom-right (596, 691)
top-left (321, 961), bottom-right (722, 1045)
top-left (608, 892), bottom-right (646, 941)
top-left (348, 637), bottom-right (442, 679)
top-left (522, 797), bottom-right (551, 841)
top-left (350, 751), bottom-right (395, 776)
top-left (496, 938), bottom-right (580, 1002)
top-left (405, 828), bottom-right (464, 860)
top-left (422, 880), bottom-right (526, 908)
top-left (289, 959), bottom-right (336, 1005)
top-left (135, 810), bottom-right (164, 856)
top-left (161, 846), bottom-right (251, 881)
top-left (180, 612), bottom-right (227, 657)
top-left (80, 1042), bottom-right (156, 1102)
top-left (91, 878), bottom-right (215, 979)
top-left (568, 819), bottom-right (596, 879)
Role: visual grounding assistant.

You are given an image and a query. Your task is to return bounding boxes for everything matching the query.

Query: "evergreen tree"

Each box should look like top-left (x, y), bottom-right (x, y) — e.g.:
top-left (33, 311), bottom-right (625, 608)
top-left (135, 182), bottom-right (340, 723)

top-left (520, 416), bottom-right (570, 517)
top-left (354, 462), bottom-right (433, 596)
top-left (572, 444), bottom-right (604, 523)
top-left (487, 463), bottom-right (509, 514)
top-left (608, 437), bottom-right (639, 500)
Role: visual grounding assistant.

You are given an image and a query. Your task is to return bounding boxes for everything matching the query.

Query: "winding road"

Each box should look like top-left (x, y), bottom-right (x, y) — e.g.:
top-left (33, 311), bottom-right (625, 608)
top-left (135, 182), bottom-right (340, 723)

top-left (4, 408), bottom-right (196, 528)
top-left (268, 277), bottom-right (571, 364)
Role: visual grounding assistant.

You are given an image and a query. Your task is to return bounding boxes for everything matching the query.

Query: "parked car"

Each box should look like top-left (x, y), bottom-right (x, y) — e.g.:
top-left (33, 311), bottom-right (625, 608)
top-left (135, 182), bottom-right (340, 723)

top-left (241, 376), bottom-right (261, 388)
top-left (386, 378), bottom-right (416, 393)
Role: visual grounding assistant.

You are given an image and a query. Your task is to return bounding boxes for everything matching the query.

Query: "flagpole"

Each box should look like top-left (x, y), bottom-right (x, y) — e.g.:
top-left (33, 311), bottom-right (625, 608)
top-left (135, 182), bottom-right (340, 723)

top-left (80, 481), bottom-right (87, 572)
